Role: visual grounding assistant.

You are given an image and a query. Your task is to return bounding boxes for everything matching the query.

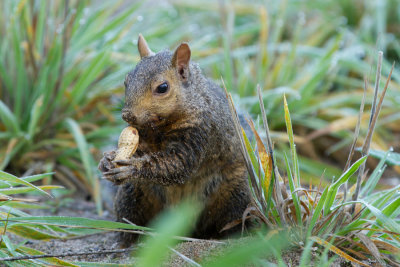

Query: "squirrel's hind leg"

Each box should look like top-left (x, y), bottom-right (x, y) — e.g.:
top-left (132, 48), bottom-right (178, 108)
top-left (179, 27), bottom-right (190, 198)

top-left (194, 168), bottom-right (252, 239)
top-left (114, 182), bottom-right (163, 247)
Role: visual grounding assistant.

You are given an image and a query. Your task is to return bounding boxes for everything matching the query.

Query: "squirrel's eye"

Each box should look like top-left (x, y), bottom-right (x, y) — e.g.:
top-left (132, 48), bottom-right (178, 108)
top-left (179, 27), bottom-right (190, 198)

top-left (155, 82), bottom-right (169, 94)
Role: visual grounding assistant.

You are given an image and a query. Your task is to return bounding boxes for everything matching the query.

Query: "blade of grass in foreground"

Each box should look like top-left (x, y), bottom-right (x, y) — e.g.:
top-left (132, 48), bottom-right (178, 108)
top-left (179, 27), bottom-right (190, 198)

top-left (204, 232), bottom-right (289, 267)
top-left (136, 200), bottom-right (200, 267)
top-left (3, 216), bottom-right (150, 231)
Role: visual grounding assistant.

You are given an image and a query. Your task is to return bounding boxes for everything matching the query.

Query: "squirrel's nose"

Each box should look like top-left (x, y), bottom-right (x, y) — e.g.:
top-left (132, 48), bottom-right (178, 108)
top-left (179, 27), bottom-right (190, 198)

top-left (122, 110), bottom-right (137, 125)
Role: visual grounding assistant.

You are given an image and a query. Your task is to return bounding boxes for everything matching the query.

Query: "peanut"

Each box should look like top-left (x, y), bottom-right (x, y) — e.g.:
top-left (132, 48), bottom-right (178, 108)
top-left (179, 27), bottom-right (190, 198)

top-left (114, 126), bottom-right (139, 163)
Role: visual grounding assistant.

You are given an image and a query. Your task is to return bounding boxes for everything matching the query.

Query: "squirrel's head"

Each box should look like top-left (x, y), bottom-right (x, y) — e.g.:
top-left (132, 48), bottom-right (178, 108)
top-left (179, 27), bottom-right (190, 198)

top-left (122, 34), bottom-right (193, 131)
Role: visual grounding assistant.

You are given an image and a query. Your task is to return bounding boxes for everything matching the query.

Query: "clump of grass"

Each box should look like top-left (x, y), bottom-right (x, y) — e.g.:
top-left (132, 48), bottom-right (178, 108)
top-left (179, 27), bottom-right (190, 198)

top-left (0, 1), bottom-right (145, 211)
top-left (225, 52), bottom-right (400, 265)
top-left (0, 170), bottom-right (150, 266)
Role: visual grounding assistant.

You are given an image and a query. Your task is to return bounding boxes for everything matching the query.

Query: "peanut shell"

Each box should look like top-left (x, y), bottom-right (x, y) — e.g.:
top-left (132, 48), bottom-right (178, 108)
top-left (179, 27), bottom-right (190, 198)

top-left (114, 126), bottom-right (139, 163)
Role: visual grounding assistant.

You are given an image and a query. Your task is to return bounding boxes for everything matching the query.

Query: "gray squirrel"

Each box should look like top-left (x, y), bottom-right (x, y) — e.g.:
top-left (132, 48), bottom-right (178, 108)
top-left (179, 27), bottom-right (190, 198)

top-left (99, 35), bottom-right (252, 246)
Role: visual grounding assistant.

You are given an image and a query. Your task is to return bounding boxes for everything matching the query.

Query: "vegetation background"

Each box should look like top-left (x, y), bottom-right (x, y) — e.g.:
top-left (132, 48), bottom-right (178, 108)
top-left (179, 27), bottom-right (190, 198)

top-left (0, 0), bottom-right (399, 266)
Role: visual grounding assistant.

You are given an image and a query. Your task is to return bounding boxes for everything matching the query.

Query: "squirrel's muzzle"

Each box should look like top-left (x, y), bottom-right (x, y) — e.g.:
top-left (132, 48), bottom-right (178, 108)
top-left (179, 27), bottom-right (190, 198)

top-left (122, 110), bottom-right (137, 125)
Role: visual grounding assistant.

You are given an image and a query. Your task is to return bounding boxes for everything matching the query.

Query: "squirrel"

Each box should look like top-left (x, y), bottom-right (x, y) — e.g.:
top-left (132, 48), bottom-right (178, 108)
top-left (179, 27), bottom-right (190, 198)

top-left (98, 34), bottom-right (252, 247)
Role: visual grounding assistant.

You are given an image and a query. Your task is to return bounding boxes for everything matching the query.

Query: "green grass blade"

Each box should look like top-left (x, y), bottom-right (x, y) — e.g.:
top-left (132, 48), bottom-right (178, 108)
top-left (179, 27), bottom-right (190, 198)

top-left (324, 156), bottom-right (367, 214)
top-left (136, 200), bottom-right (200, 267)
top-left (27, 96), bottom-right (44, 141)
top-left (4, 216), bottom-right (149, 231)
top-left (0, 100), bottom-right (20, 134)
top-left (382, 197), bottom-right (400, 219)
top-left (307, 185), bottom-right (329, 237)
top-left (204, 233), bottom-right (289, 267)
top-left (0, 173), bottom-right (54, 189)
top-left (368, 149), bottom-right (400, 166)
top-left (361, 153), bottom-right (388, 197)
top-left (283, 94), bottom-right (300, 187)
top-left (0, 185), bottom-right (62, 195)
top-left (65, 118), bottom-right (101, 213)
top-left (356, 200), bottom-right (400, 234)
top-left (284, 153), bottom-right (301, 224)
top-left (0, 171), bottom-right (51, 197)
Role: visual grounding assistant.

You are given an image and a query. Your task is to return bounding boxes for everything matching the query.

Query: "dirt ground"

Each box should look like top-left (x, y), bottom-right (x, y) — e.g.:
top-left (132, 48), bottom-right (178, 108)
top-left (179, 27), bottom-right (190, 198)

top-left (14, 197), bottom-right (226, 265)
top-left (6, 197), bottom-right (364, 266)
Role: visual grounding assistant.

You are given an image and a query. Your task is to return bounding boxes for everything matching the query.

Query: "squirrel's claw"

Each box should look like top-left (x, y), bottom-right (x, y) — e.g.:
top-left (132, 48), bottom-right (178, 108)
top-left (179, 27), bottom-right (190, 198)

top-left (98, 151), bottom-right (116, 173)
top-left (114, 159), bottom-right (132, 166)
top-left (103, 166), bottom-right (133, 184)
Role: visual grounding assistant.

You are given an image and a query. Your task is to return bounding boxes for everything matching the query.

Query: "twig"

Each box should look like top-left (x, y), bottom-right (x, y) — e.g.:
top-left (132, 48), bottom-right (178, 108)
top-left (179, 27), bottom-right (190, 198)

top-left (0, 248), bottom-right (135, 262)
top-left (168, 247), bottom-right (201, 267)
top-left (342, 76), bottom-right (367, 203)
top-left (369, 52), bottom-right (383, 126)
top-left (343, 76), bottom-right (367, 173)
top-left (352, 52), bottom-right (395, 207)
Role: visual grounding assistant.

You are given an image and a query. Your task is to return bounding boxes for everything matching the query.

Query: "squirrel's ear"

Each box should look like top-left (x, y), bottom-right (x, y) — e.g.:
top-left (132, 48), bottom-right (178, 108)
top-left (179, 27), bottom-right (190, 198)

top-left (172, 43), bottom-right (191, 81)
top-left (138, 34), bottom-right (154, 58)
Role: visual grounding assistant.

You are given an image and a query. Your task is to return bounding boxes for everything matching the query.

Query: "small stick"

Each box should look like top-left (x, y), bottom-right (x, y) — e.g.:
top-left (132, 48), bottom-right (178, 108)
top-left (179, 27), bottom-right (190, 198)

top-left (0, 248), bottom-right (135, 262)
top-left (342, 76), bottom-right (367, 204)
top-left (369, 51), bottom-right (383, 126)
top-left (168, 247), bottom-right (201, 267)
top-left (343, 76), bottom-right (368, 173)
top-left (352, 53), bottom-right (395, 207)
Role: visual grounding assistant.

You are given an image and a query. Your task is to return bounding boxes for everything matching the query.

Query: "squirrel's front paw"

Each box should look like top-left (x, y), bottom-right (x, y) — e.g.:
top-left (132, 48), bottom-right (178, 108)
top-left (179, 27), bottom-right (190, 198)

top-left (98, 151), bottom-right (116, 173)
top-left (103, 166), bottom-right (134, 185)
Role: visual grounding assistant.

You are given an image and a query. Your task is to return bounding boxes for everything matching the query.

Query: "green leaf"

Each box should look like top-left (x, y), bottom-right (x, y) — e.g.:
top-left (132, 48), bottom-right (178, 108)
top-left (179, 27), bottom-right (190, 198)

top-left (368, 149), bottom-right (400, 166)
top-left (4, 216), bottom-right (149, 231)
top-left (307, 185), bottom-right (329, 237)
top-left (324, 156), bottom-right (367, 214)
top-left (27, 96), bottom-right (44, 140)
top-left (64, 119), bottom-right (93, 184)
top-left (0, 100), bottom-right (20, 133)
top-left (7, 225), bottom-right (64, 241)
top-left (204, 233), bottom-right (289, 267)
top-left (0, 171), bottom-right (51, 197)
top-left (0, 173), bottom-right (53, 189)
top-left (65, 118), bottom-right (101, 214)
top-left (382, 197), bottom-right (400, 219)
top-left (0, 185), bottom-right (62, 195)
top-left (284, 153), bottom-right (301, 224)
top-left (361, 153), bottom-right (388, 197)
top-left (136, 200), bottom-right (200, 267)
top-left (356, 200), bottom-right (400, 234)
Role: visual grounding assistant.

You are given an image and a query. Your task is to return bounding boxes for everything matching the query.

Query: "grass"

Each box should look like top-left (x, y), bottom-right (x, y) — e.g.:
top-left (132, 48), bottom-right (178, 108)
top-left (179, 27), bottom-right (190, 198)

top-left (0, 0), bottom-right (143, 213)
top-left (2, 80), bottom-right (399, 265)
top-left (1, 0), bottom-right (400, 266)
top-left (223, 53), bottom-right (400, 265)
